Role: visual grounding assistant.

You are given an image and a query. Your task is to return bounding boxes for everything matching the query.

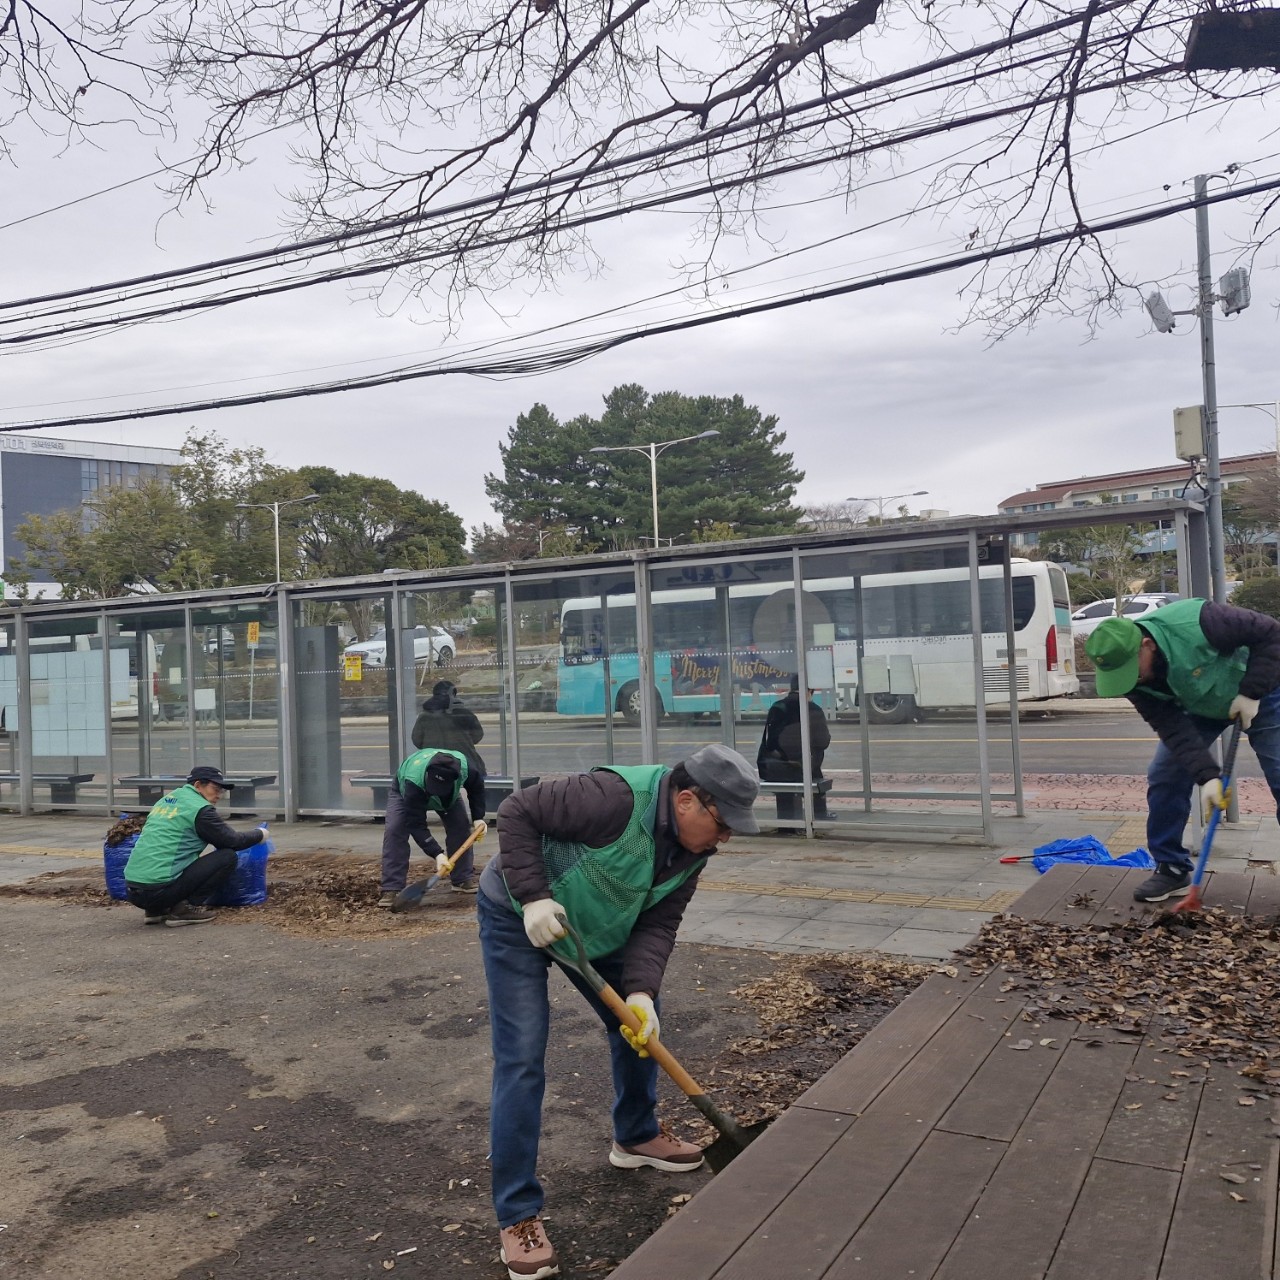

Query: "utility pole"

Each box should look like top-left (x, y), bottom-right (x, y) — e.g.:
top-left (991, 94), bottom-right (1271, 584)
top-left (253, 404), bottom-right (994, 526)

top-left (1148, 169), bottom-right (1251, 603)
top-left (1195, 174), bottom-right (1227, 604)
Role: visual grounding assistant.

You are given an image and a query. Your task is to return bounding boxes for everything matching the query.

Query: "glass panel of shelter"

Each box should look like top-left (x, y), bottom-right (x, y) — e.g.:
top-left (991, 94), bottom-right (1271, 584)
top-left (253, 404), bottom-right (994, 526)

top-left (289, 592), bottom-right (393, 815)
top-left (12, 615), bottom-right (108, 813)
top-left (647, 555), bottom-right (799, 831)
top-left (190, 602), bottom-right (281, 816)
top-left (798, 541), bottom-right (1006, 835)
top-left (512, 568), bottom-right (642, 788)
top-left (398, 581), bottom-right (505, 776)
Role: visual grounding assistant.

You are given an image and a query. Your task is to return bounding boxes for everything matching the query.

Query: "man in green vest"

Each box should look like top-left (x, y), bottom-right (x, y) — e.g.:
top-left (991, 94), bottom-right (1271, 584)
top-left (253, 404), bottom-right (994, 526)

top-left (1086, 598), bottom-right (1280, 903)
top-left (475, 743), bottom-right (759, 1280)
top-left (124, 766), bottom-right (267, 927)
top-left (378, 746), bottom-right (486, 907)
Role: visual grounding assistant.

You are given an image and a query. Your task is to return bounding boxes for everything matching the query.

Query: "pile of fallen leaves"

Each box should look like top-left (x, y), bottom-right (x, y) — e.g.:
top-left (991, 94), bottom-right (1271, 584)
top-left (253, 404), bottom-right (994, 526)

top-left (958, 909), bottom-right (1280, 1082)
top-left (683, 952), bottom-right (927, 1135)
top-left (104, 813), bottom-right (146, 846)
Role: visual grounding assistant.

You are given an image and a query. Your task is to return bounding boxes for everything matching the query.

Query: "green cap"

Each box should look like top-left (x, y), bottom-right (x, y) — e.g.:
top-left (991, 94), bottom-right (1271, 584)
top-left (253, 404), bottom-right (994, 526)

top-left (1086, 616), bottom-right (1143, 697)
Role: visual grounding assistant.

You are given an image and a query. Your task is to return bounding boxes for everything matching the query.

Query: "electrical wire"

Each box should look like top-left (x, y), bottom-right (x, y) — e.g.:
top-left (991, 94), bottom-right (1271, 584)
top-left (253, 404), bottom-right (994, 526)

top-left (3, 175), bottom-right (1275, 434)
top-left (0, 0), bottom-right (1158, 321)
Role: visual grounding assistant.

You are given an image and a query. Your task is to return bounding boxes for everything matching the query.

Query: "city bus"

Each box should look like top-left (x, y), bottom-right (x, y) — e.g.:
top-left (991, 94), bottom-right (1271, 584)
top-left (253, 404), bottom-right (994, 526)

top-left (556, 560), bottom-right (1078, 724)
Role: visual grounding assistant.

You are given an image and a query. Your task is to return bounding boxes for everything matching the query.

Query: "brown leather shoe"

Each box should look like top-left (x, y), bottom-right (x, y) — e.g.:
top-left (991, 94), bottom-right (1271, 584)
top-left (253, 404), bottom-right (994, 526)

top-left (609, 1122), bottom-right (705, 1171)
top-left (498, 1216), bottom-right (559, 1279)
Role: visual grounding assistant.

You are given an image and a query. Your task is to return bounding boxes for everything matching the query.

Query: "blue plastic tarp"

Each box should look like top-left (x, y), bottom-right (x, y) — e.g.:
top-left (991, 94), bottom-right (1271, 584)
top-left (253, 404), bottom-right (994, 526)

top-left (1031, 835), bottom-right (1154, 875)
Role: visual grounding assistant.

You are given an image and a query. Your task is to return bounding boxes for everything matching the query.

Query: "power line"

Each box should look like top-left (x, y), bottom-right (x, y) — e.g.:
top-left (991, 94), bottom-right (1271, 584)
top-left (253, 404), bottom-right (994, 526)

top-left (0, 0), bottom-right (1146, 321)
top-left (0, 57), bottom-right (1179, 351)
top-left (4, 176), bottom-right (1275, 434)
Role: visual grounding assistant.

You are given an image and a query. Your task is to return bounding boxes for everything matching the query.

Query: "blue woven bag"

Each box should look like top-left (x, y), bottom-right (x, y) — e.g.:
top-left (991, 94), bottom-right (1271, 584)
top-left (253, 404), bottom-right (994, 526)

top-left (210, 837), bottom-right (273, 907)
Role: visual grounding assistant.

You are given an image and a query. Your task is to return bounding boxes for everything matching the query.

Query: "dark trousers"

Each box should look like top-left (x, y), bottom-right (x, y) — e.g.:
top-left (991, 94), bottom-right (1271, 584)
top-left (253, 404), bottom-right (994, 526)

top-left (759, 757), bottom-right (828, 821)
top-left (380, 790), bottom-right (474, 892)
top-left (125, 848), bottom-right (238, 915)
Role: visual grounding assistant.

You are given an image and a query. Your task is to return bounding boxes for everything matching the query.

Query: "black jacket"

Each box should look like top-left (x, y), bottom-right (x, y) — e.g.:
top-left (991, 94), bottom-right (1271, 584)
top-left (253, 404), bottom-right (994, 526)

top-left (758, 692), bottom-right (832, 771)
top-left (194, 805), bottom-right (264, 852)
top-left (483, 770), bottom-right (704, 997)
top-left (411, 694), bottom-right (486, 776)
top-left (1129, 601), bottom-right (1280, 783)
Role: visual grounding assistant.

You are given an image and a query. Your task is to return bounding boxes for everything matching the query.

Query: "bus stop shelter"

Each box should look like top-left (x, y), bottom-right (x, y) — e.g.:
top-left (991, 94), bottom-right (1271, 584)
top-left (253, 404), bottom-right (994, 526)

top-left (0, 499), bottom-right (1209, 844)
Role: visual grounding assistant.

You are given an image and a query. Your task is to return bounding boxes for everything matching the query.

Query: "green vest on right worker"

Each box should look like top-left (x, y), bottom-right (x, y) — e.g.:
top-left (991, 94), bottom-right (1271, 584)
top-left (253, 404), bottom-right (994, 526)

top-left (1136, 598), bottom-right (1249, 721)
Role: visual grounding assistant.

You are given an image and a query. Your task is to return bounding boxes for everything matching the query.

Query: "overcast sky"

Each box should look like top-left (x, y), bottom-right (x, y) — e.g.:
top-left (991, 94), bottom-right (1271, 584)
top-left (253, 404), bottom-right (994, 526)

top-left (2, 22), bottom-right (1277, 539)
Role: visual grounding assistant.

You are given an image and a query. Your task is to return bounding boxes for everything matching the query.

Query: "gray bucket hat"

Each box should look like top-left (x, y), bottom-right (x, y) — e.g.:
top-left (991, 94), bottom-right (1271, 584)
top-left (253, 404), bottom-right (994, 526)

top-left (683, 744), bottom-right (760, 835)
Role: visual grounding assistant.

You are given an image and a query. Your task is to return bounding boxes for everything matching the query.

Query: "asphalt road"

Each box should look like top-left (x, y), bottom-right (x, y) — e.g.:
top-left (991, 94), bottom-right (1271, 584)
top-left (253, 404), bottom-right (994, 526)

top-left (58, 704), bottom-right (1263, 785)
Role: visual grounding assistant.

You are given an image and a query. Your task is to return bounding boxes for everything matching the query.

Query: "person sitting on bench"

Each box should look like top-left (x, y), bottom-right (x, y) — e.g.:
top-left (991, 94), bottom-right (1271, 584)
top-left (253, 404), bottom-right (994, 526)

top-left (123, 766), bottom-right (266, 927)
top-left (757, 676), bottom-right (832, 826)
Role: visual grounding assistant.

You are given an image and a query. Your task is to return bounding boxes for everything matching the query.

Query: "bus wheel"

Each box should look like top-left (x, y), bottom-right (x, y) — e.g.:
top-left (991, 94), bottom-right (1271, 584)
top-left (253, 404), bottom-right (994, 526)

top-left (617, 681), bottom-right (663, 724)
top-left (865, 693), bottom-right (914, 725)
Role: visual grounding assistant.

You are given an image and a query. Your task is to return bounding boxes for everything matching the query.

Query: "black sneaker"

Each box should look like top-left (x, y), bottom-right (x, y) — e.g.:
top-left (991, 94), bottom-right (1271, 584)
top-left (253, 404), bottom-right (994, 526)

top-left (1133, 867), bottom-right (1192, 903)
top-left (165, 901), bottom-right (217, 927)
top-left (143, 910), bottom-right (168, 926)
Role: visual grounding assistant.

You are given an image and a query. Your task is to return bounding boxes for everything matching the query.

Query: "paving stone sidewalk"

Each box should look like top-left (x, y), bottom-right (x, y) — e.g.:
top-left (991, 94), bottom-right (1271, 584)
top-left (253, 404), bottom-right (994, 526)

top-left (3, 780), bottom-right (1278, 961)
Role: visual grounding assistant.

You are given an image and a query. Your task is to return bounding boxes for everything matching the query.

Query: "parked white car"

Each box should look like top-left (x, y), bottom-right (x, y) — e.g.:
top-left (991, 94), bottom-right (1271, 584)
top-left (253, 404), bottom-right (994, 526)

top-left (343, 624), bottom-right (455, 667)
top-left (1070, 593), bottom-right (1181, 638)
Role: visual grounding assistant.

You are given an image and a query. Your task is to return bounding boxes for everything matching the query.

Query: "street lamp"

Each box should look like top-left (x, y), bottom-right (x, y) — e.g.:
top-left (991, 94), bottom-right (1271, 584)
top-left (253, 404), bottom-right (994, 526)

top-left (847, 490), bottom-right (929, 521)
top-left (236, 493), bottom-right (321, 582)
top-left (1220, 401), bottom-right (1280, 454)
top-left (589, 430), bottom-right (720, 547)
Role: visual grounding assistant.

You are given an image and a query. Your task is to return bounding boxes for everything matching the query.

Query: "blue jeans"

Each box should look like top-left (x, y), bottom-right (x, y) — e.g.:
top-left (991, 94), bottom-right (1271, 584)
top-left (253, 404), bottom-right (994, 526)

top-left (1147, 688), bottom-right (1280, 873)
top-left (477, 891), bottom-right (661, 1227)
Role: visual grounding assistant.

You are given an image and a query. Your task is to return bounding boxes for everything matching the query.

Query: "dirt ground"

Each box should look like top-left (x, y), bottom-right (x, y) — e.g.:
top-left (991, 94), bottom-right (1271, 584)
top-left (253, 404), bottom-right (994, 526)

top-left (0, 855), bottom-right (924, 1279)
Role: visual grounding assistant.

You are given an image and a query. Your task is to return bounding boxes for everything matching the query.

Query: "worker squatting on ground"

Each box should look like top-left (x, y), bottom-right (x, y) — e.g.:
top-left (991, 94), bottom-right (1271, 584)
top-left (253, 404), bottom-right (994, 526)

top-left (378, 746), bottom-right (486, 906)
top-left (1085, 598), bottom-right (1280, 903)
top-left (123, 765), bottom-right (266, 927)
top-left (476, 743), bottom-right (761, 1280)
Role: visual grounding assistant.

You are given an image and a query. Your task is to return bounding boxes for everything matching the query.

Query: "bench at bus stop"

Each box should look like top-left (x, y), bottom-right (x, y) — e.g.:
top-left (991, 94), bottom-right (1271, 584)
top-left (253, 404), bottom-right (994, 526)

top-left (350, 773), bottom-right (540, 816)
top-left (757, 776), bottom-right (834, 818)
top-left (0, 772), bottom-right (95, 807)
top-left (116, 773), bottom-right (278, 812)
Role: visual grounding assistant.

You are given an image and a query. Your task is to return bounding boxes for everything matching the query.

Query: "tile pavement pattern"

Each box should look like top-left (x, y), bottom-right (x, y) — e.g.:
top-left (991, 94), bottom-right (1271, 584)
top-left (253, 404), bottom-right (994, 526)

top-left (610, 862), bottom-right (1280, 1280)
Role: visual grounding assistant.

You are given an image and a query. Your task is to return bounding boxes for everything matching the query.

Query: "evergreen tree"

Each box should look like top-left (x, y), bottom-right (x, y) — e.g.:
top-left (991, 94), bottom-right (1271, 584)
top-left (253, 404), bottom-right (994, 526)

top-left (485, 385), bottom-right (803, 548)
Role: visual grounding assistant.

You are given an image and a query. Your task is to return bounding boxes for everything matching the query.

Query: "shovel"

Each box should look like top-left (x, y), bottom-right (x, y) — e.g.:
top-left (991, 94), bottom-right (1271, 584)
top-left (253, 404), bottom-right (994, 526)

top-left (1164, 718), bottom-right (1244, 917)
top-left (555, 915), bottom-right (769, 1172)
top-left (390, 819), bottom-right (488, 913)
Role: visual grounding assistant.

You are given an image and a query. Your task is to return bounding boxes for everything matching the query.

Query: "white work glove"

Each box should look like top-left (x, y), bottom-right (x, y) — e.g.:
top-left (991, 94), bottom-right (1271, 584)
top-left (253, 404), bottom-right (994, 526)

top-left (472, 819), bottom-right (488, 842)
top-left (435, 852), bottom-right (451, 876)
top-left (523, 899), bottom-right (569, 948)
top-left (620, 993), bottom-right (659, 1058)
top-left (1201, 777), bottom-right (1227, 822)
top-left (1229, 695), bottom-right (1260, 730)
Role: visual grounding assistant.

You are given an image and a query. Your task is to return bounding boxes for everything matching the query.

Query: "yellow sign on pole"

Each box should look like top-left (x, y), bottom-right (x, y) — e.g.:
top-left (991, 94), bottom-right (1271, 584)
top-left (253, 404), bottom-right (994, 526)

top-left (247, 621), bottom-right (261, 648)
top-left (343, 654), bottom-right (363, 682)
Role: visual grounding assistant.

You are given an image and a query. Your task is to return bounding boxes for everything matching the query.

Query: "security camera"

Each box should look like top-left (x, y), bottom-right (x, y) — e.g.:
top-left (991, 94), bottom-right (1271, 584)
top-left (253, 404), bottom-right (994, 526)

top-left (1144, 291), bottom-right (1177, 333)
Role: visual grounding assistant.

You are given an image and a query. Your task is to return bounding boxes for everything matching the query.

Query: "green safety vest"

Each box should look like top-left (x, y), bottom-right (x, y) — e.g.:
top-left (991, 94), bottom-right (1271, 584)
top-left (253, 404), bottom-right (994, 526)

top-left (507, 764), bottom-right (706, 964)
top-left (124, 784), bottom-right (209, 885)
top-left (1135, 599), bottom-right (1248, 720)
top-left (397, 747), bottom-right (469, 812)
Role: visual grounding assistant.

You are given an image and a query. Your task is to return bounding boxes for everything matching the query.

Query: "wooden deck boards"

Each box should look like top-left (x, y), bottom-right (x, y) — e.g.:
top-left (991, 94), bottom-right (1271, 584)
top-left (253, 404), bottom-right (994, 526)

top-left (610, 864), bottom-right (1280, 1280)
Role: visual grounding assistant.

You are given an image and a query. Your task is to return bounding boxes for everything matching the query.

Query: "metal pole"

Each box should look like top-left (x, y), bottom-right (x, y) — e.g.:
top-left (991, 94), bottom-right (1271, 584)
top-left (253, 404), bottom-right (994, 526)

top-left (1196, 174), bottom-right (1227, 604)
top-left (649, 443), bottom-right (660, 548)
top-left (968, 530), bottom-right (994, 844)
top-left (272, 502), bottom-right (282, 584)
